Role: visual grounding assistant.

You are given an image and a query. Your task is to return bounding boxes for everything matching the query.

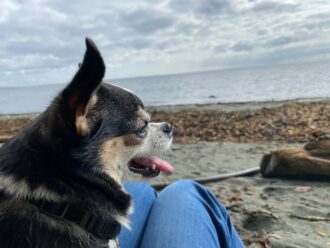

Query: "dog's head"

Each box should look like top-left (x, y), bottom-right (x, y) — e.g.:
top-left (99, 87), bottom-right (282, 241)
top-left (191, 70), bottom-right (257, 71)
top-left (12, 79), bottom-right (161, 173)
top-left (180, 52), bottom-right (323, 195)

top-left (39, 38), bottom-right (173, 183)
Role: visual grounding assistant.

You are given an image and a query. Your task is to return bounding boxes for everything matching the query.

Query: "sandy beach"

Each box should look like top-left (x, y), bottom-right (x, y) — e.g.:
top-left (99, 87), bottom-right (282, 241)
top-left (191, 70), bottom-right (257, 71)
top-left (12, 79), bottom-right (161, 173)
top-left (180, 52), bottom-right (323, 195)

top-left (1, 99), bottom-right (330, 247)
top-left (146, 142), bottom-right (330, 248)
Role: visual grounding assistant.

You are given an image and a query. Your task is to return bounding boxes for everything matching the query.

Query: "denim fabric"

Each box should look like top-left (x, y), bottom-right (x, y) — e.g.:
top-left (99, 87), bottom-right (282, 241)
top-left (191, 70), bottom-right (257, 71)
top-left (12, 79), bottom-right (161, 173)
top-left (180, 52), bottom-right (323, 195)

top-left (119, 180), bottom-right (244, 248)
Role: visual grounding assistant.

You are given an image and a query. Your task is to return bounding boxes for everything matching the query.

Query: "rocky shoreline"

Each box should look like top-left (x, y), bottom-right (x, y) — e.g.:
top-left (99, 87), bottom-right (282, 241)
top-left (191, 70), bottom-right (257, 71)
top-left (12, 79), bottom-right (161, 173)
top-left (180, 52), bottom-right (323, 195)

top-left (1, 99), bottom-right (330, 143)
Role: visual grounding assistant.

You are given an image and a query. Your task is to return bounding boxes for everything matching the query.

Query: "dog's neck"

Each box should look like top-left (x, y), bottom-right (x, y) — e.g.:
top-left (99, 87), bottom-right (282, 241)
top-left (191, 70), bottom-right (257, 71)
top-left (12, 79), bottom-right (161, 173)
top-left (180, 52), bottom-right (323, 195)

top-left (0, 124), bottom-right (132, 229)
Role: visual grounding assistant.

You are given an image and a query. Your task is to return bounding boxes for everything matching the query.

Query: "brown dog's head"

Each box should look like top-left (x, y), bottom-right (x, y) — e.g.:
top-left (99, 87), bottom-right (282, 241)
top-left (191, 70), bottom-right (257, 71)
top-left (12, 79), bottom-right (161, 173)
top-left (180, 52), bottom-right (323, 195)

top-left (11, 38), bottom-right (174, 184)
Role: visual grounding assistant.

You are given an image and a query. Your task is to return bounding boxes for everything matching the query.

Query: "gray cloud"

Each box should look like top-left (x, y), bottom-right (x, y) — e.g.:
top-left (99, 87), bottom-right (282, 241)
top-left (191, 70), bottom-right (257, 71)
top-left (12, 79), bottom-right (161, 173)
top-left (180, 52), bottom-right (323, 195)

top-left (214, 44), bottom-right (229, 53)
top-left (264, 36), bottom-right (296, 47)
top-left (251, 1), bottom-right (298, 13)
top-left (120, 8), bottom-right (174, 34)
top-left (231, 41), bottom-right (255, 52)
top-left (304, 19), bottom-right (330, 30)
top-left (168, 0), bottom-right (232, 16)
top-left (0, 0), bottom-right (330, 87)
top-left (258, 43), bottom-right (330, 65)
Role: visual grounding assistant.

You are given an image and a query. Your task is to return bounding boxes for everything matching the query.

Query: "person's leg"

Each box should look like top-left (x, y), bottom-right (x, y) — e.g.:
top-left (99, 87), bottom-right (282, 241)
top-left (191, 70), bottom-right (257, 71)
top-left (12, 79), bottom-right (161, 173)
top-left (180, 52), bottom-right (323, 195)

top-left (140, 180), bottom-right (244, 248)
top-left (118, 182), bottom-right (157, 248)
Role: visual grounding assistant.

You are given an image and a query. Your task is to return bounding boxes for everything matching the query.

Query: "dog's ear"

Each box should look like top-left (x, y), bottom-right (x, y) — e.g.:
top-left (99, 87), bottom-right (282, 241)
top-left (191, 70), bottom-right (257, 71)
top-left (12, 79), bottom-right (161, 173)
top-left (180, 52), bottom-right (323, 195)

top-left (60, 37), bottom-right (105, 135)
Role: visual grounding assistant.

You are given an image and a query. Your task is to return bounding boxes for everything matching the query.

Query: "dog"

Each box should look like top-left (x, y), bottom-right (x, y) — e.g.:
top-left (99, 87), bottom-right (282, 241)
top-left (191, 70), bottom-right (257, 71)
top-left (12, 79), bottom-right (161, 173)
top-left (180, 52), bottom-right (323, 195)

top-left (0, 38), bottom-right (174, 248)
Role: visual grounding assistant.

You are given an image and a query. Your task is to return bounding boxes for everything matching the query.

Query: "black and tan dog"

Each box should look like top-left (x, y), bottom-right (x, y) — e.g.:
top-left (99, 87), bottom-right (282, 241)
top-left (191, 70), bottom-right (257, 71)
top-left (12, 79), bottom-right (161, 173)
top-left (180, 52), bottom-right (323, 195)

top-left (0, 38), bottom-right (174, 248)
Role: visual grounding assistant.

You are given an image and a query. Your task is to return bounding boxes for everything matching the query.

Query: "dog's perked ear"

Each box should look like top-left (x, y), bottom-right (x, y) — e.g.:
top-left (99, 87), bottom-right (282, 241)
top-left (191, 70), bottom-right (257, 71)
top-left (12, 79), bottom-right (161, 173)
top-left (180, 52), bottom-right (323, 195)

top-left (60, 37), bottom-right (105, 135)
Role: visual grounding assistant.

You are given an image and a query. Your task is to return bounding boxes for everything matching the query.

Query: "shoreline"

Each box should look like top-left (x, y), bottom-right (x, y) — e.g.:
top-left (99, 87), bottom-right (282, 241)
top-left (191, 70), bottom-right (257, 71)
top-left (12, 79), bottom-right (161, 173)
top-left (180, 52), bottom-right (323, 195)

top-left (147, 97), bottom-right (330, 113)
top-left (1, 98), bottom-right (330, 143)
top-left (1, 97), bottom-right (330, 118)
top-left (0, 97), bottom-right (330, 117)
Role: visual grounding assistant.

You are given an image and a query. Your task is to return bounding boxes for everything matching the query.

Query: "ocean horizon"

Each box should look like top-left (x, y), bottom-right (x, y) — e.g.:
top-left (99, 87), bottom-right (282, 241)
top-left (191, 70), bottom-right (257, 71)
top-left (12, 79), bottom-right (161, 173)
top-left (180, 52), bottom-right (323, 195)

top-left (1, 61), bottom-right (330, 114)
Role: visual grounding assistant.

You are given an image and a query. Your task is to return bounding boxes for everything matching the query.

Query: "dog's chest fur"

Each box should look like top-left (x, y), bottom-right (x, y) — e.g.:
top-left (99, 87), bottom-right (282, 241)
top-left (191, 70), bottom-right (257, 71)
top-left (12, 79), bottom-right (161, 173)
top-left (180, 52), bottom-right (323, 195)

top-left (109, 240), bottom-right (119, 248)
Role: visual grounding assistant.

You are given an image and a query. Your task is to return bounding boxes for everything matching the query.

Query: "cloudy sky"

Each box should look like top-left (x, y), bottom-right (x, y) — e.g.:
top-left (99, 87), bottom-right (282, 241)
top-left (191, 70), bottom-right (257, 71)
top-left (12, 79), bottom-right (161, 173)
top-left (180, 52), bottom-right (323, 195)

top-left (1, 0), bottom-right (330, 87)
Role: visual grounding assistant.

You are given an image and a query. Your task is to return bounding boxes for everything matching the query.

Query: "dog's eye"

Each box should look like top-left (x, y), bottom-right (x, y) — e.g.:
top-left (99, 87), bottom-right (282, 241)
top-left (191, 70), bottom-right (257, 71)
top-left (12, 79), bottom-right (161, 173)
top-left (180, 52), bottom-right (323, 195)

top-left (135, 122), bottom-right (148, 138)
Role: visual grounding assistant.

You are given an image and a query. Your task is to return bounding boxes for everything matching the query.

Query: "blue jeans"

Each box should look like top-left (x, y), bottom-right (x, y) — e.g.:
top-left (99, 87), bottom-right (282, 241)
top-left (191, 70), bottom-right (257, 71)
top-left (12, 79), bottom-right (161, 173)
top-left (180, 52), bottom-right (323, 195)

top-left (118, 180), bottom-right (244, 248)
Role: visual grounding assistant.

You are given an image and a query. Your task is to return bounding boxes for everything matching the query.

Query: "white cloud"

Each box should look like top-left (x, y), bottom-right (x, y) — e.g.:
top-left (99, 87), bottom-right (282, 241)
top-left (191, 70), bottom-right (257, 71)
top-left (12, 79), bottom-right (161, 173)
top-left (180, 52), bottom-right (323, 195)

top-left (0, 0), bottom-right (330, 87)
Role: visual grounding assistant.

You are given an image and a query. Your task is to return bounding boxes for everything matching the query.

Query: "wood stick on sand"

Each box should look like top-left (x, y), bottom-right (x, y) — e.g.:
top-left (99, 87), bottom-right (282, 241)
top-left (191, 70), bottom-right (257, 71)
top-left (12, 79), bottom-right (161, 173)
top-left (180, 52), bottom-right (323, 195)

top-left (151, 166), bottom-right (260, 190)
top-left (290, 214), bottom-right (330, 222)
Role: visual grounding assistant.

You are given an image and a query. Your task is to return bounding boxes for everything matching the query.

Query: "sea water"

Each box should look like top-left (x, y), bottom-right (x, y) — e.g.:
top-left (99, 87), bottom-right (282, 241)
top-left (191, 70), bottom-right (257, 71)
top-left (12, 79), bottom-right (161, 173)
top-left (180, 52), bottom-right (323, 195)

top-left (0, 61), bottom-right (330, 114)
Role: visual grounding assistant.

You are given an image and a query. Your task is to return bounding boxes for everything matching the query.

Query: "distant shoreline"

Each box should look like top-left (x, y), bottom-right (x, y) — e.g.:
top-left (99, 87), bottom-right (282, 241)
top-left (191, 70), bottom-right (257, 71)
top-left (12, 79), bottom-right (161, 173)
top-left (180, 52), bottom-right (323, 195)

top-left (1, 97), bottom-right (330, 118)
top-left (146, 97), bottom-right (330, 112)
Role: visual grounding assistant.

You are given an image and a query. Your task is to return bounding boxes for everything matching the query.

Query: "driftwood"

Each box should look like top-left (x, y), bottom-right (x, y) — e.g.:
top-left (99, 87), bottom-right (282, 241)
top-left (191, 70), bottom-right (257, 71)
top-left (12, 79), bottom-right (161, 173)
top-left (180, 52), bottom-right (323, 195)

top-left (290, 214), bottom-right (330, 222)
top-left (260, 136), bottom-right (330, 178)
top-left (151, 166), bottom-right (260, 190)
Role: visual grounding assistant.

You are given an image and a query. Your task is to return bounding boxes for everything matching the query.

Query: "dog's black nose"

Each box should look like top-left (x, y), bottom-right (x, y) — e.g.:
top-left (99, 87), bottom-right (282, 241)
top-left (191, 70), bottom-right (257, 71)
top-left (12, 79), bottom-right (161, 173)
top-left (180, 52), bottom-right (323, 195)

top-left (161, 123), bottom-right (173, 134)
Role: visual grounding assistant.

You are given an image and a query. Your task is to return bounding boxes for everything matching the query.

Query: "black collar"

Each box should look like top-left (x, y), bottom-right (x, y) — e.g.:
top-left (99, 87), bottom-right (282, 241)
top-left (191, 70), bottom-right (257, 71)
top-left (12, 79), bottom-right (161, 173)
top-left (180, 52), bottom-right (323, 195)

top-left (29, 199), bottom-right (121, 241)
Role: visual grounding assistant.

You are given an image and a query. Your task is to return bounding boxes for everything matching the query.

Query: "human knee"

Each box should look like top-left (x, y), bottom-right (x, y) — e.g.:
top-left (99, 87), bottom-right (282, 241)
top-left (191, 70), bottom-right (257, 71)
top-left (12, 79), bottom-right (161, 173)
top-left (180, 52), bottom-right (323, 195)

top-left (161, 179), bottom-right (201, 197)
top-left (171, 179), bottom-right (198, 189)
top-left (124, 182), bottom-right (157, 199)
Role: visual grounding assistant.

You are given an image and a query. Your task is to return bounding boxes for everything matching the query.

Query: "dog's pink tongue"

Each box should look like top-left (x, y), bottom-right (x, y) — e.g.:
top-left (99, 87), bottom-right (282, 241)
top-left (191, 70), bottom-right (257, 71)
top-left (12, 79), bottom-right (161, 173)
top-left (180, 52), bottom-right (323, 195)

top-left (133, 156), bottom-right (174, 173)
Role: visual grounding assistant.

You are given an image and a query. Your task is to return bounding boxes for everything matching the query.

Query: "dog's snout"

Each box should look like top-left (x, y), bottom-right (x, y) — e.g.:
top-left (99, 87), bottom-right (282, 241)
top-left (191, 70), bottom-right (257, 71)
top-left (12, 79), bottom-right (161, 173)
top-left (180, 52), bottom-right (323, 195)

top-left (161, 123), bottom-right (173, 134)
